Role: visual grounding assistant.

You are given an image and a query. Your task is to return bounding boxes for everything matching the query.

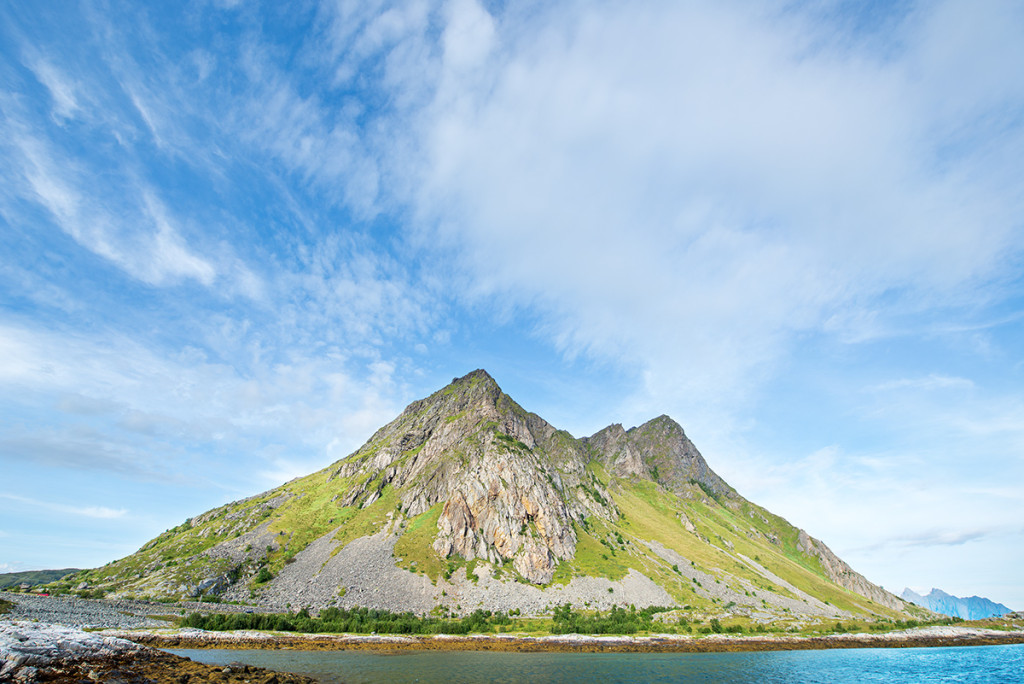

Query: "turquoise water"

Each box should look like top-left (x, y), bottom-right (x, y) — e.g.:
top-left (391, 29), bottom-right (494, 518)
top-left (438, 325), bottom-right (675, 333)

top-left (168, 644), bottom-right (1024, 683)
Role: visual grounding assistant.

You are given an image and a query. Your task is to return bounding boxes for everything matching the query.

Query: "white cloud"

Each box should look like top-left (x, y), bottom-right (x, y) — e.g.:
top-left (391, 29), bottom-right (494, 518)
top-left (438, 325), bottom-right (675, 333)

top-left (231, 41), bottom-right (381, 215)
top-left (25, 57), bottom-right (82, 120)
top-left (0, 321), bottom-right (408, 490)
top-left (870, 375), bottom-right (976, 392)
top-left (405, 0), bottom-right (1024, 431)
top-left (0, 493), bottom-right (128, 519)
top-left (441, 0), bottom-right (495, 74)
top-left (141, 192), bottom-right (217, 286)
top-left (5, 125), bottom-right (219, 288)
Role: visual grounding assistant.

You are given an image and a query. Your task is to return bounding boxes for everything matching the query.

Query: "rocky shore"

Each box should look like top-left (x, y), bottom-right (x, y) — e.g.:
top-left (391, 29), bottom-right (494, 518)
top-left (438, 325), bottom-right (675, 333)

top-left (109, 624), bottom-right (1024, 653)
top-left (2, 593), bottom-right (272, 629)
top-left (0, 621), bottom-right (315, 684)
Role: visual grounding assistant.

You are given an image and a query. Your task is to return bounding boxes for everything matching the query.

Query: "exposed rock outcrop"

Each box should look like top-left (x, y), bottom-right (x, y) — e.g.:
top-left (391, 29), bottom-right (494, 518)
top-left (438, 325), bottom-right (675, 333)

top-left (586, 415), bottom-right (736, 499)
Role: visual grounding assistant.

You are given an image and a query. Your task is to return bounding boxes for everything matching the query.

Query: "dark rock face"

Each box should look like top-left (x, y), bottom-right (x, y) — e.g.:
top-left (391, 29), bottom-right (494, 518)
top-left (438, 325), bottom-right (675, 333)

top-left (901, 588), bottom-right (1013, 619)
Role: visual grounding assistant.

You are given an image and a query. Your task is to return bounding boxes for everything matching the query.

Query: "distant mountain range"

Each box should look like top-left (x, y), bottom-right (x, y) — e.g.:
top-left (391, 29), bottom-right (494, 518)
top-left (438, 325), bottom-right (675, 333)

top-left (901, 587), bottom-right (1012, 620)
top-left (43, 371), bottom-right (924, 625)
top-left (0, 569), bottom-right (79, 590)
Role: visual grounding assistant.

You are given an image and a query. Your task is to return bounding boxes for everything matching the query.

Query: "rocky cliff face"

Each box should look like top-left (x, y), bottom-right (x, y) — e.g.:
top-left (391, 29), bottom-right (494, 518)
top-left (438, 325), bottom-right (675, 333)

top-left (322, 370), bottom-right (613, 583)
top-left (55, 370), bottom-right (916, 623)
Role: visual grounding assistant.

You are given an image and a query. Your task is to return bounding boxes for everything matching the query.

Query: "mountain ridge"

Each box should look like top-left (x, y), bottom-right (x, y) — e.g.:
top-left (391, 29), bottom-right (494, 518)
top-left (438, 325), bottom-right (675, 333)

top-left (901, 587), bottom-right (1012, 620)
top-left (44, 370), bottom-right (921, 625)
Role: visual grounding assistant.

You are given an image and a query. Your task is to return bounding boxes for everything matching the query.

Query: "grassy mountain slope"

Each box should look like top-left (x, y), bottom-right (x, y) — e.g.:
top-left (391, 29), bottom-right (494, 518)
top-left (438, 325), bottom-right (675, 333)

top-left (0, 569), bottom-right (80, 590)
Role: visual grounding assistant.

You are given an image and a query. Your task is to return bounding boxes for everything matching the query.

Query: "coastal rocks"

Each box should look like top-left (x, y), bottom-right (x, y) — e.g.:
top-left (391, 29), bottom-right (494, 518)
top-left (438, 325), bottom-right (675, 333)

top-left (105, 624), bottom-right (1024, 654)
top-left (0, 620), bottom-right (314, 684)
top-left (1, 620), bottom-right (145, 681)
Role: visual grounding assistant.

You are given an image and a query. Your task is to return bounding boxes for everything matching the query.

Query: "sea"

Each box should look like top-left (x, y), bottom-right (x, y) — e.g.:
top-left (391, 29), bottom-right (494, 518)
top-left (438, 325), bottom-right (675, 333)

top-left (167, 644), bottom-right (1024, 683)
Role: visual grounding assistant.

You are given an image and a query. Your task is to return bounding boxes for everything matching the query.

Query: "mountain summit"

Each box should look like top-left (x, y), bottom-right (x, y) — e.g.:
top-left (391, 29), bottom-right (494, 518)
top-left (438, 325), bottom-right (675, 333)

top-left (52, 371), bottom-right (921, 623)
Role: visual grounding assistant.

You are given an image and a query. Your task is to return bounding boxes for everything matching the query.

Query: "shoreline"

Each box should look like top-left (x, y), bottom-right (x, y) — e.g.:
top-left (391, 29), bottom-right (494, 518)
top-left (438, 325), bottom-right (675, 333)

top-left (0, 620), bottom-right (315, 684)
top-left (113, 626), bottom-right (1024, 654)
top-left (6, 617), bottom-right (1024, 682)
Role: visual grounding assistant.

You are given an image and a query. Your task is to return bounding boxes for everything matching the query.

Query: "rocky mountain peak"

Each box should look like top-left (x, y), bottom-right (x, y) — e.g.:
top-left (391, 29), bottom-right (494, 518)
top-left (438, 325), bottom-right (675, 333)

top-left (68, 370), bottom-right (914, 623)
top-left (634, 414), bottom-right (685, 437)
top-left (444, 369), bottom-right (502, 405)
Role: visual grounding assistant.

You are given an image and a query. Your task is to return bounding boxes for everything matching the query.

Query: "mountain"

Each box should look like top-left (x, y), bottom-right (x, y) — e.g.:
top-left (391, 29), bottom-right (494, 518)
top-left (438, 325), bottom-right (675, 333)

top-left (901, 588), bottom-right (1012, 620)
top-left (47, 371), bottom-right (922, 623)
top-left (0, 569), bottom-right (80, 590)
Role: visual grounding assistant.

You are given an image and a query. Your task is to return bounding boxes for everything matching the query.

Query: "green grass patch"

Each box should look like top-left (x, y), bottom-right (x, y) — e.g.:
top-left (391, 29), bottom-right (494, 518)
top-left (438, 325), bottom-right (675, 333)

top-left (329, 486), bottom-right (400, 555)
top-left (548, 560), bottom-right (574, 586)
top-left (609, 480), bottom-right (896, 618)
top-left (565, 523), bottom-right (629, 581)
top-left (585, 461), bottom-right (611, 486)
top-left (394, 504), bottom-right (444, 580)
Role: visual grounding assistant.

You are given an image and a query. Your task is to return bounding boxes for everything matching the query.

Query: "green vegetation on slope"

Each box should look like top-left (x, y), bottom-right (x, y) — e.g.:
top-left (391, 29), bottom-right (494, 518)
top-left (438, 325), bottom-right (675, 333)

top-left (598, 478), bottom-right (904, 620)
top-left (394, 504), bottom-right (445, 579)
top-left (0, 569), bottom-right (79, 590)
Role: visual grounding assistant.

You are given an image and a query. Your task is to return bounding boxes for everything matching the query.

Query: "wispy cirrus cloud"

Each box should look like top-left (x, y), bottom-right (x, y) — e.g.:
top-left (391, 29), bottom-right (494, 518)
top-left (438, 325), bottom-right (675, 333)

top-left (855, 527), bottom-right (1005, 553)
top-left (22, 55), bottom-right (83, 121)
top-left (0, 493), bottom-right (128, 519)
top-left (3, 122), bottom-right (218, 288)
top-left (869, 375), bottom-right (976, 392)
top-left (0, 321), bottom-right (409, 490)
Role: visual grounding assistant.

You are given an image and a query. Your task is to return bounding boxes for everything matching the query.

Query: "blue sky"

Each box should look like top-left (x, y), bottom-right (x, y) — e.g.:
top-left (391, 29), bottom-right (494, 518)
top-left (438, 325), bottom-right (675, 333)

top-left (1, 0), bottom-right (1022, 608)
